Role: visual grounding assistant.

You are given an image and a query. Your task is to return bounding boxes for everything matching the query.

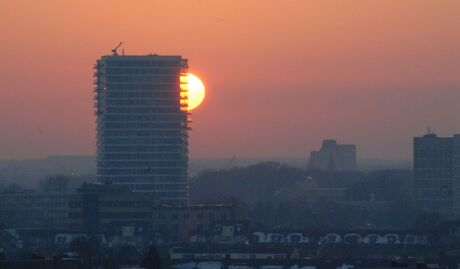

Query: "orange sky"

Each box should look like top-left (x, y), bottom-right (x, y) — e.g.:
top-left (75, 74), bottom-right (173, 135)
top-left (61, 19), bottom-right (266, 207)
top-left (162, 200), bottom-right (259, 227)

top-left (0, 0), bottom-right (459, 160)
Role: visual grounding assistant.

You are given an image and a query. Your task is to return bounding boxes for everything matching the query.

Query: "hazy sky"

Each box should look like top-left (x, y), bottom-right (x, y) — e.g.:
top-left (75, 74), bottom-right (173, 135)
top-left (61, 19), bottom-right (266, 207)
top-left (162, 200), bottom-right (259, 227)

top-left (0, 0), bottom-right (459, 160)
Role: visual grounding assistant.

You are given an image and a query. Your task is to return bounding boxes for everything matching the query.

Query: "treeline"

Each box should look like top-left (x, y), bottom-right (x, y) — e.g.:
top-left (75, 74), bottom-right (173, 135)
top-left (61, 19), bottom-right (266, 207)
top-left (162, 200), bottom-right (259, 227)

top-left (190, 162), bottom-right (305, 204)
top-left (190, 162), bottom-right (418, 229)
top-left (0, 174), bottom-right (92, 193)
top-left (190, 162), bottom-right (413, 204)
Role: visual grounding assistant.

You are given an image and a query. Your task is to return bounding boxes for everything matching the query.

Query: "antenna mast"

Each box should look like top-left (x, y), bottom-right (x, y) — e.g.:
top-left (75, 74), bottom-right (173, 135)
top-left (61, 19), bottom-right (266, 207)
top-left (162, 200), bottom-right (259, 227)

top-left (111, 42), bottom-right (123, 56)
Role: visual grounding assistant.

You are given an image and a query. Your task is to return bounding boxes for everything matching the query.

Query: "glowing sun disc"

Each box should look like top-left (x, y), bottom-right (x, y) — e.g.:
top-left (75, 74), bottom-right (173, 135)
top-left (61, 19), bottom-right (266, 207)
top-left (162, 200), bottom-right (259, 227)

top-left (187, 73), bottom-right (205, 110)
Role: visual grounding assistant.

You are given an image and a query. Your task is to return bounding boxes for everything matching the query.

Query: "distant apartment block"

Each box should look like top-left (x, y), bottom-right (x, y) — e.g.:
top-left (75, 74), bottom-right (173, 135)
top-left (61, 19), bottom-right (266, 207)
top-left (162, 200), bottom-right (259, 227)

top-left (413, 133), bottom-right (460, 217)
top-left (309, 139), bottom-right (357, 171)
top-left (94, 54), bottom-right (190, 205)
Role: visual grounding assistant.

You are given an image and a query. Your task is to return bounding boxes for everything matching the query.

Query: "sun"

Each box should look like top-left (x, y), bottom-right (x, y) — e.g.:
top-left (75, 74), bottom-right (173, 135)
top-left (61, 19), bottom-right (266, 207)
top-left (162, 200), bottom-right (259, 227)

top-left (186, 73), bottom-right (205, 110)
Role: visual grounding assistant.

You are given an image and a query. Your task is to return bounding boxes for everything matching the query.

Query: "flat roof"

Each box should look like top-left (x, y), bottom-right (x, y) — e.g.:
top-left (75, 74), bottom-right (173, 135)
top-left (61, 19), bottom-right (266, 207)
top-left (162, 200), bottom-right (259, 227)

top-left (100, 54), bottom-right (184, 60)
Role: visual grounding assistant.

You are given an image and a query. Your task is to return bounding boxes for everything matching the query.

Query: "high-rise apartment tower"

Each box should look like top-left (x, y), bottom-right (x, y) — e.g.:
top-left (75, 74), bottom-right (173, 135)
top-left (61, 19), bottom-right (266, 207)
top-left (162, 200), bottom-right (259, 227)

top-left (413, 132), bottom-right (460, 217)
top-left (94, 54), bottom-right (190, 205)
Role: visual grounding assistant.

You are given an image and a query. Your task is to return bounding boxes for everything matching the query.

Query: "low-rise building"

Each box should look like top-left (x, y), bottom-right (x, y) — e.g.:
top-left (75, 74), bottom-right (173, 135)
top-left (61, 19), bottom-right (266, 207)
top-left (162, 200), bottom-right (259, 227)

top-left (68, 183), bottom-right (154, 240)
top-left (209, 221), bottom-right (250, 244)
top-left (68, 183), bottom-right (247, 244)
top-left (152, 204), bottom-right (246, 242)
top-left (0, 191), bottom-right (71, 229)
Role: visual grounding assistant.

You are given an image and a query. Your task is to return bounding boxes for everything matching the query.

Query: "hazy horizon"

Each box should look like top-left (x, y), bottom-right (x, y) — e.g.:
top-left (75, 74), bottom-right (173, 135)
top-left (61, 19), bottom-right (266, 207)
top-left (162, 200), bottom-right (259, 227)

top-left (1, 1), bottom-right (459, 160)
top-left (0, 154), bottom-right (412, 188)
top-left (0, 154), bottom-right (412, 168)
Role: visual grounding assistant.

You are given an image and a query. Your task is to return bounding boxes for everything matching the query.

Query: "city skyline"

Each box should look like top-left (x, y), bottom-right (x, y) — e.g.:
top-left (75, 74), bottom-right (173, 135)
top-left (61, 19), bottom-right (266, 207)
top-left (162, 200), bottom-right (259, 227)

top-left (1, 1), bottom-right (459, 160)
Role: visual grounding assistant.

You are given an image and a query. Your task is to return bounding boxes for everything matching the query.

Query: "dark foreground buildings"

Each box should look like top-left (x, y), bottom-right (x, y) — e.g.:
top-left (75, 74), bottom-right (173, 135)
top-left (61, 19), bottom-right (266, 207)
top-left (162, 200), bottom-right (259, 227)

top-left (413, 132), bottom-right (460, 217)
top-left (67, 183), bottom-right (245, 244)
top-left (0, 191), bottom-right (70, 230)
top-left (94, 54), bottom-right (190, 205)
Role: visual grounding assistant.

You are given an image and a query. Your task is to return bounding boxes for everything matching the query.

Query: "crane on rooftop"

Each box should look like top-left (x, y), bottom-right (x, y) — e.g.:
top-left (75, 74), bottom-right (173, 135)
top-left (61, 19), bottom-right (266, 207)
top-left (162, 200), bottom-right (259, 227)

top-left (111, 42), bottom-right (123, 56)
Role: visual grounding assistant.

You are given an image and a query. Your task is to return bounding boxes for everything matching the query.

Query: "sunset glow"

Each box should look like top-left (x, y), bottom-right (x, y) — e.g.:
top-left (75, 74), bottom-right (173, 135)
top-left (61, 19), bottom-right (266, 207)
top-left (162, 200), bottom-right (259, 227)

top-left (0, 1), bottom-right (459, 159)
top-left (186, 73), bottom-right (205, 111)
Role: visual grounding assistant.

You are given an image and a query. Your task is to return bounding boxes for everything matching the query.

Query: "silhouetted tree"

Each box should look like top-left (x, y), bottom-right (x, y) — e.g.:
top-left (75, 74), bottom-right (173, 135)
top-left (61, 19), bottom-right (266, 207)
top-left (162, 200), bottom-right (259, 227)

top-left (103, 247), bottom-right (120, 269)
top-left (2, 183), bottom-right (29, 193)
top-left (39, 175), bottom-right (70, 192)
top-left (141, 245), bottom-right (162, 269)
top-left (119, 244), bottom-right (141, 265)
top-left (0, 249), bottom-right (5, 261)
